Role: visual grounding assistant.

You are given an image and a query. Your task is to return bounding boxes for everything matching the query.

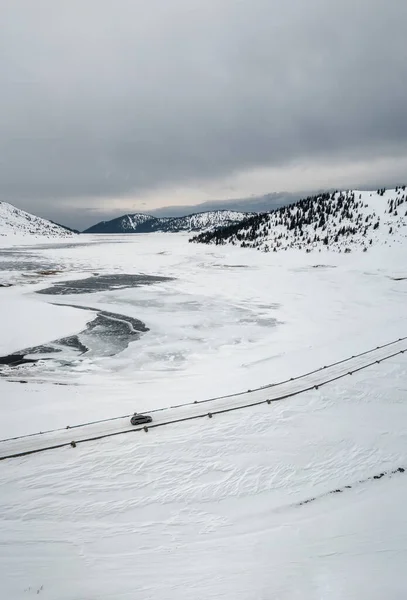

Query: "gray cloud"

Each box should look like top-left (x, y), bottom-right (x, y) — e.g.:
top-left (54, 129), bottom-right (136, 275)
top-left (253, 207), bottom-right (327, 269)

top-left (1, 0), bottom-right (407, 226)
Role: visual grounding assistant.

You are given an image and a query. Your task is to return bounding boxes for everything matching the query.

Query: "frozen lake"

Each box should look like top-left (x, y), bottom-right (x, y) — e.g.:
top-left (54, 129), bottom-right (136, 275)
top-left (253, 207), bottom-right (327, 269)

top-left (1, 231), bottom-right (406, 425)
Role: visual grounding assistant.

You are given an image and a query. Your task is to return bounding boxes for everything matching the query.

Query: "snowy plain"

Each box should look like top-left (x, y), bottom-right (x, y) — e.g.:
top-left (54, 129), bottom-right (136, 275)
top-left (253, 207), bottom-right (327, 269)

top-left (1, 211), bottom-right (407, 598)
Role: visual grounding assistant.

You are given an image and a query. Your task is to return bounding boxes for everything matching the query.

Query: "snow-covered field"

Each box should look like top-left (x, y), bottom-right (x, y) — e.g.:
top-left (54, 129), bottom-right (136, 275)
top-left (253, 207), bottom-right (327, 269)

top-left (0, 230), bottom-right (407, 599)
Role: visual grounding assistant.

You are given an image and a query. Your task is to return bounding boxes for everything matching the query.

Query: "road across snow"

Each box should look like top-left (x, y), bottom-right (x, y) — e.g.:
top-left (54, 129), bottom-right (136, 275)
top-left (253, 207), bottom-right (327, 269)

top-left (2, 336), bottom-right (406, 460)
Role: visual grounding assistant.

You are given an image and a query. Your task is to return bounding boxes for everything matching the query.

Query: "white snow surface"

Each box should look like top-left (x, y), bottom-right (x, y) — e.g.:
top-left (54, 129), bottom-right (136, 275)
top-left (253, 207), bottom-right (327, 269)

top-left (0, 201), bottom-right (75, 243)
top-left (0, 203), bottom-right (407, 599)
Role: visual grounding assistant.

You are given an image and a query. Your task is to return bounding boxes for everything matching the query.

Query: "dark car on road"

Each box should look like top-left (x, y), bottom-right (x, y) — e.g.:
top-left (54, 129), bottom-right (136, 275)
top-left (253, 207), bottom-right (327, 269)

top-left (130, 413), bottom-right (153, 426)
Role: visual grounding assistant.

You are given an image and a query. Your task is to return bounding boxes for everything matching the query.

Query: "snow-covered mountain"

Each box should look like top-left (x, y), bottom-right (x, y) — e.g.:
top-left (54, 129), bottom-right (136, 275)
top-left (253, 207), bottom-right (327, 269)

top-left (191, 187), bottom-right (407, 253)
top-left (84, 210), bottom-right (252, 234)
top-left (0, 202), bottom-right (75, 240)
top-left (164, 211), bottom-right (253, 232)
top-left (84, 213), bottom-right (164, 234)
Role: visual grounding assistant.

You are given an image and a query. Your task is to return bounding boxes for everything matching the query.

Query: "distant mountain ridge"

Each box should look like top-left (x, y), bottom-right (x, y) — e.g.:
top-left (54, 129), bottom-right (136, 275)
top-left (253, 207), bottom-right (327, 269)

top-left (0, 202), bottom-right (75, 240)
top-left (147, 191), bottom-right (301, 218)
top-left (83, 210), bottom-right (253, 234)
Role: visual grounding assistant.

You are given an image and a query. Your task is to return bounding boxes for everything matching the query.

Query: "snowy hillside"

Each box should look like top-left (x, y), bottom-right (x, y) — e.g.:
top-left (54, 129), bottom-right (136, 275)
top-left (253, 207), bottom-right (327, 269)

top-left (191, 187), bottom-right (407, 253)
top-left (0, 202), bottom-right (75, 240)
top-left (84, 210), bottom-right (251, 234)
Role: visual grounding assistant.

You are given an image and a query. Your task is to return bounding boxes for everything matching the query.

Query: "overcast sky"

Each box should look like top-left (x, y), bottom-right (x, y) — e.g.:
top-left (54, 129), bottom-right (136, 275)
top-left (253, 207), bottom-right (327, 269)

top-left (2, 0), bottom-right (407, 229)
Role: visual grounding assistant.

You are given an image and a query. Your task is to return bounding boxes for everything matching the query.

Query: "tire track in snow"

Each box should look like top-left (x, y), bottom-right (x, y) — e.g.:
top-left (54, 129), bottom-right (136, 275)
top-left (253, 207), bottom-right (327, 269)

top-left (0, 337), bottom-right (406, 461)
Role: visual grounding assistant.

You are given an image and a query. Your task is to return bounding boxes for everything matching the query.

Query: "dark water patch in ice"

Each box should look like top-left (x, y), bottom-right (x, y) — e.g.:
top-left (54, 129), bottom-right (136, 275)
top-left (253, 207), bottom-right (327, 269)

top-left (5, 239), bottom-right (130, 252)
top-left (239, 316), bottom-right (279, 327)
top-left (0, 259), bottom-right (61, 272)
top-left (311, 264), bottom-right (337, 269)
top-left (37, 273), bottom-right (172, 295)
top-left (25, 305), bottom-right (148, 358)
top-left (255, 302), bottom-right (280, 310)
top-left (0, 305), bottom-right (149, 380)
top-left (213, 264), bottom-right (251, 269)
top-left (0, 354), bottom-right (40, 367)
top-left (291, 264), bottom-right (337, 273)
